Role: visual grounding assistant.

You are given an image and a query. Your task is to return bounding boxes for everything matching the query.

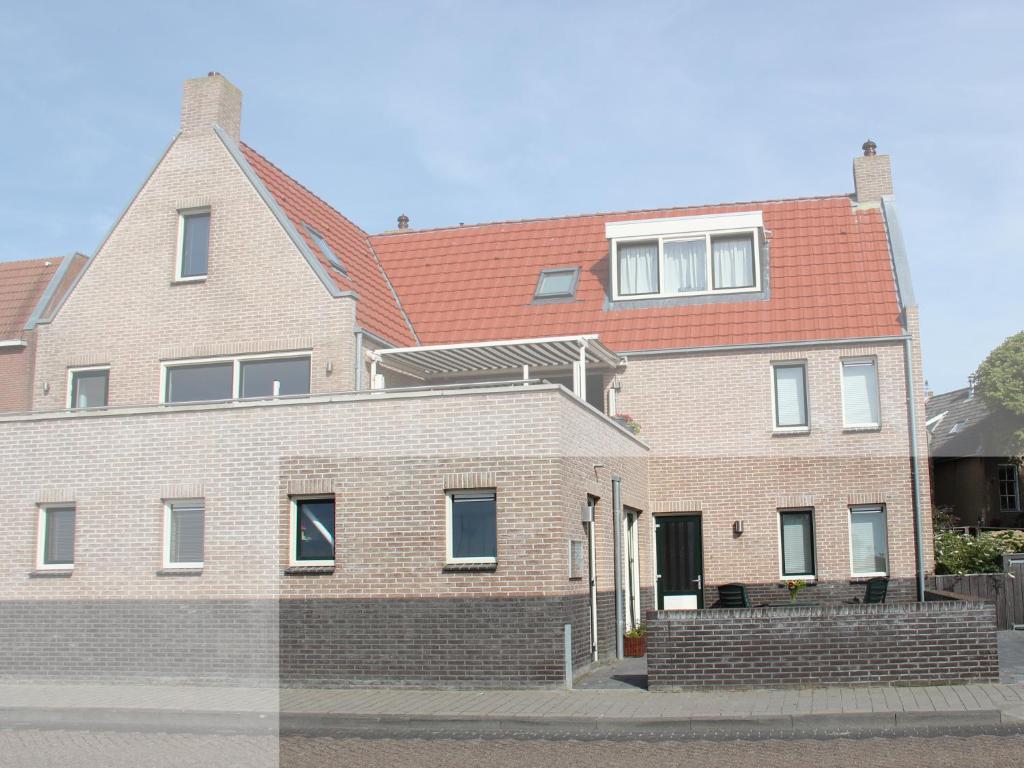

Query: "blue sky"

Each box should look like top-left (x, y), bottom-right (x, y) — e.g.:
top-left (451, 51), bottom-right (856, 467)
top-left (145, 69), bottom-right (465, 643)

top-left (0, 1), bottom-right (1020, 392)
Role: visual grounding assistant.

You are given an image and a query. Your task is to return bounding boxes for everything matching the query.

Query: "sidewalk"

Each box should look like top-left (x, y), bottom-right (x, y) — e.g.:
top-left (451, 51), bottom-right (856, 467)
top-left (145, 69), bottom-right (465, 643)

top-left (3, 680), bottom-right (1024, 737)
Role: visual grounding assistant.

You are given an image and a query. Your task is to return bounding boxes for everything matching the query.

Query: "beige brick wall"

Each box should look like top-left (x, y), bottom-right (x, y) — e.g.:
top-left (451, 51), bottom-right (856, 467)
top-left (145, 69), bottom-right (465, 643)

top-left (31, 126), bottom-right (357, 411)
top-left (0, 385), bottom-right (647, 603)
top-left (615, 336), bottom-right (933, 591)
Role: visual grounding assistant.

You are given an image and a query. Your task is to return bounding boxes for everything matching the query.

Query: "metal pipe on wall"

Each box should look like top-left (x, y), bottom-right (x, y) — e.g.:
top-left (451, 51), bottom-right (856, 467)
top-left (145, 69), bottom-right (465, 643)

top-left (612, 474), bottom-right (624, 659)
top-left (903, 336), bottom-right (926, 601)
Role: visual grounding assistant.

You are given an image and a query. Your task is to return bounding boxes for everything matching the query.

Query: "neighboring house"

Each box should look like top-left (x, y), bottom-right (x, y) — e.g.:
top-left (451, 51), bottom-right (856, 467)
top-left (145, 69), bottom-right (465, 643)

top-left (927, 381), bottom-right (1022, 527)
top-left (0, 74), bottom-right (932, 687)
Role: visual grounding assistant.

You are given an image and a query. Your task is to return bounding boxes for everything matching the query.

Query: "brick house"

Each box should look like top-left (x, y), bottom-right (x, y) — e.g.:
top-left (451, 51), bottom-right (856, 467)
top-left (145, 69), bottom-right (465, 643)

top-left (0, 74), bottom-right (931, 687)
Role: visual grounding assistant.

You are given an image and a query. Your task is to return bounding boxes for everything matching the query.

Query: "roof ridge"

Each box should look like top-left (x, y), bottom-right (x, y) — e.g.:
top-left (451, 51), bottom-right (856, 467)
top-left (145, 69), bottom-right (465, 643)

top-left (370, 193), bottom-right (855, 237)
top-left (240, 142), bottom-right (370, 239)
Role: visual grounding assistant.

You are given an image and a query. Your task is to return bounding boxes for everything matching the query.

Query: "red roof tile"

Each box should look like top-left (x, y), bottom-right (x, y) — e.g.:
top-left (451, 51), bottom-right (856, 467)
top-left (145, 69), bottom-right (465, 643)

top-left (368, 197), bottom-right (904, 352)
top-left (0, 257), bottom-right (62, 339)
top-left (240, 145), bottom-right (417, 346)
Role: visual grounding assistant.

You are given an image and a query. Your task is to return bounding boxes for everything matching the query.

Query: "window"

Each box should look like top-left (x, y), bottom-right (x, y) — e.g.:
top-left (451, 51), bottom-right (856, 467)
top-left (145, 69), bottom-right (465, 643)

top-left (302, 223), bottom-right (347, 274)
top-left (841, 359), bottom-right (880, 428)
top-left (773, 363), bottom-right (808, 429)
top-left (177, 210), bottom-right (210, 279)
top-left (569, 539), bottom-right (585, 579)
top-left (534, 267), bottom-right (580, 300)
top-left (165, 362), bottom-right (234, 403)
top-left (68, 367), bottom-right (109, 409)
top-left (446, 491), bottom-right (497, 563)
top-left (164, 500), bottom-right (204, 569)
top-left (240, 358), bottom-right (311, 398)
top-left (37, 506), bottom-right (75, 570)
top-left (606, 211), bottom-right (763, 300)
top-left (779, 510), bottom-right (815, 578)
top-left (290, 497), bottom-right (336, 566)
top-left (849, 506), bottom-right (888, 576)
top-left (999, 465), bottom-right (1021, 512)
top-left (163, 354), bottom-right (311, 404)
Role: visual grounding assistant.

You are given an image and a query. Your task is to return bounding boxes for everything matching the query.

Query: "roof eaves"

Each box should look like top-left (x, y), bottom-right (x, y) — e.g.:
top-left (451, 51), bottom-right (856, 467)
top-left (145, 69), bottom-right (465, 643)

top-left (214, 125), bottom-right (352, 302)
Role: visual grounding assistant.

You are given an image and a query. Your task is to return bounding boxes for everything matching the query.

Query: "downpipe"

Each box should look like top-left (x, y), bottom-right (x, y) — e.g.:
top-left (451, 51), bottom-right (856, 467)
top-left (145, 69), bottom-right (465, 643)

top-left (903, 336), bottom-right (926, 601)
top-left (612, 475), bottom-right (624, 659)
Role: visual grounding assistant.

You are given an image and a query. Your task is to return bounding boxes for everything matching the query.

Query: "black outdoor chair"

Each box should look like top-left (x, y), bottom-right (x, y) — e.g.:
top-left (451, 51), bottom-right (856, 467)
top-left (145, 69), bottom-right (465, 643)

top-left (717, 583), bottom-right (751, 608)
top-left (848, 577), bottom-right (889, 604)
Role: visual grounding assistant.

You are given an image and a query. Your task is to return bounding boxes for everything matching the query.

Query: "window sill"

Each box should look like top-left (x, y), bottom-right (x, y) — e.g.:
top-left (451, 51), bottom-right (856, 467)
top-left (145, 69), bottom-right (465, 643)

top-left (443, 562), bottom-right (498, 573)
top-left (284, 565), bottom-right (335, 575)
top-left (778, 578), bottom-right (816, 585)
top-left (843, 425), bottom-right (881, 434)
top-left (29, 569), bottom-right (73, 578)
top-left (772, 427), bottom-right (810, 436)
top-left (157, 568), bottom-right (203, 577)
top-left (849, 574), bottom-right (887, 582)
top-left (171, 276), bottom-right (207, 285)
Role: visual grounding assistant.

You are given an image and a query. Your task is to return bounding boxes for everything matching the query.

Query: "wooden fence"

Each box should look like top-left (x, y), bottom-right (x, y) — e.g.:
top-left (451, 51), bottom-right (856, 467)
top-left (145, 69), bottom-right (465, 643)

top-left (934, 554), bottom-right (1024, 630)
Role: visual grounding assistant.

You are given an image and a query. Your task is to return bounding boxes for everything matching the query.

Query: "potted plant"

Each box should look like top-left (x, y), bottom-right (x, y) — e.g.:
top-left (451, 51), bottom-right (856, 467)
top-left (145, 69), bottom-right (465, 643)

top-left (623, 624), bottom-right (647, 657)
top-left (786, 579), bottom-right (807, 604)
top-left (614, 413), bottom-right (641, 435)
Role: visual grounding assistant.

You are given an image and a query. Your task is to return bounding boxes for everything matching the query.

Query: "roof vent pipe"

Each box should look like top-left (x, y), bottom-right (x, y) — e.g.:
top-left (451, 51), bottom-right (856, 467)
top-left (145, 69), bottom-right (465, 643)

top-left (397, 214), bottom-right (409, 230)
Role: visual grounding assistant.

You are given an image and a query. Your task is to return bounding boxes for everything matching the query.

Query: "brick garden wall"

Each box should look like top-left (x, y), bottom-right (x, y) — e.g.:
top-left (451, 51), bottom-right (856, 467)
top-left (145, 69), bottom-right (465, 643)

top-left (646, 600), bottom-right (997, 690)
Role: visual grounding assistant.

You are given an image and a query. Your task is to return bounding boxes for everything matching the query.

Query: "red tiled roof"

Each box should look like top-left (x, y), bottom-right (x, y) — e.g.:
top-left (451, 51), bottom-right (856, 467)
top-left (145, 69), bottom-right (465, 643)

top-left (240, 145), bottom-right (417, 346)
top-left (368, 197), bottom-right (904, 351)
top-left (0, 257), bottom-right (62, 339)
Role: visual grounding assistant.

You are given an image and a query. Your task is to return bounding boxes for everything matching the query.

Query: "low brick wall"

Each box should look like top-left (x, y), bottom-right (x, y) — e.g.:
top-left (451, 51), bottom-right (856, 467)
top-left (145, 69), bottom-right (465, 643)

top-left (647, 600), bottom-right (998, 690)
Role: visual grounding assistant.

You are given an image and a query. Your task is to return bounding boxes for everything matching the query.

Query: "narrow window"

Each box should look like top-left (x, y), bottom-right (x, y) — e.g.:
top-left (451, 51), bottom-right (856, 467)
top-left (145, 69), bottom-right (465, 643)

top-left (773, 363), bottom-right (808, 429)
top-left (165, 362), bottom-right (234, 403)
top-left (663, 239), bottom-right (707, 293)
top-left (38, 506), bottom-right (75, 569)
top-left (292, 498), bottom-right (336, 565)
top-left (850, 506), bottom-right (888, 576)
top-left (842, 359), bottom-right (880, 427)
top-left (999, 465), bottom-right (1021, 512)
top-left (534, 268), bottom-right (580, 300)
top-left (178, 211), bottom-right (210, 279)
top-left (616, 241), bottom-right (659, 296)
top-left (165, 500), bottom-right (205, 569)
top-left (69, 368), bottom-right (109, 409)
top-left (447, 491), bottom-right (497, 563)
top-left (240, 357), bottom-right (311, 398)
top-left (711, 233), bottom-right (756, 289)
top-left (779, 509), bottom-right (815, 578)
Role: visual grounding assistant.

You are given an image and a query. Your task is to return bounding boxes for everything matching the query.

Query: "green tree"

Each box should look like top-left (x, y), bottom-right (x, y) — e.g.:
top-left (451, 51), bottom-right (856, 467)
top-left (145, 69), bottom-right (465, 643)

top-left (975, 330), bottom-right (1024, 459)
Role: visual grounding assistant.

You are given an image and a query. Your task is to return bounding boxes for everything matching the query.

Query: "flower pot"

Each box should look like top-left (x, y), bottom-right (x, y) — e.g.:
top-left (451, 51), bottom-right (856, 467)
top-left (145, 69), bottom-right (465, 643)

top-left (623, 635), bottom-right (647, 657)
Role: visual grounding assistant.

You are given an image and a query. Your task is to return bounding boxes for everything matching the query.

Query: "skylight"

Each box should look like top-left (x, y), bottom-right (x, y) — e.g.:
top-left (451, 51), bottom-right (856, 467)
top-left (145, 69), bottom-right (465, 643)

top-left (534, 267), bottom-right (580, 301)
top-left (302, 223), bottom-right (347, 275)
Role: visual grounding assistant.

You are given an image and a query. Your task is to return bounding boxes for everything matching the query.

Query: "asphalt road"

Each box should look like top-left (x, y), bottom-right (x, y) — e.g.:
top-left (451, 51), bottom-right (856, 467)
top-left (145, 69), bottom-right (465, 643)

top-left (4, 729), bottom-right (1024, 768)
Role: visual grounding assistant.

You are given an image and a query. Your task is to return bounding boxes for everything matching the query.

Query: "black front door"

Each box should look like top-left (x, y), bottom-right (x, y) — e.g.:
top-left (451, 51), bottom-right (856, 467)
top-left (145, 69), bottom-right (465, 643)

top-left (655, 515), bottom-right (703, 609)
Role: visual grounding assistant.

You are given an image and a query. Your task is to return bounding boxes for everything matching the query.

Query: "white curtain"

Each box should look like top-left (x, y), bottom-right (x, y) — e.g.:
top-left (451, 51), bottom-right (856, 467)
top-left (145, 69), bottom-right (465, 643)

top-left (664, 239), bottom-right (706, 292)
top-left (842, 361), bottom-right (880, 426)
top-left (712, 235), bottom-right (755, 289)
top-left (774, 365), bottom-right (807, 427)
top-left (850, 509), bottom-right (887, 574)
top-left (617, 242), bottom-right (659, 295)
top-left (781, 512), bottom-right (813, 576)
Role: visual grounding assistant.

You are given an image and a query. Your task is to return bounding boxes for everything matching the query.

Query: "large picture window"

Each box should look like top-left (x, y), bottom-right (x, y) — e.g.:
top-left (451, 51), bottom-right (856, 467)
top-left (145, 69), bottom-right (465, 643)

top-left (447, 491), bottom-right (497, 563)
top-left (779, 509), bottom-right (815, 578)
top-left (163, 355), bottom-right (311, 403)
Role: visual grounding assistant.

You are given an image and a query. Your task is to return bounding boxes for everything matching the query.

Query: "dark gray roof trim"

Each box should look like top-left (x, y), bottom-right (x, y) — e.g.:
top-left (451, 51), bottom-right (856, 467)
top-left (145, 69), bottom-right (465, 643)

top-left (214, 125), bottom-right (355, 302)
top-left (881, 196), bottom-right (916, 311)
top-left (24, 252), bottom-right (82, 330)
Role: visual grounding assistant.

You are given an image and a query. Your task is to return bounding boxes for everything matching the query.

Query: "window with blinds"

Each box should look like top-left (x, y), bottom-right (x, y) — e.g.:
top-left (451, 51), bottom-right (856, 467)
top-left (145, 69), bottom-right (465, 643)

top-left (779, 510), bottom-right (815, 577)
top-left (842, 359), bottom-right (880, 427)
top-left (165, 501), bottom-right (205, 568)
top-left (39, 506), bottom-right (75, 568)
top-left (850, 506), bottom-right (888, 576)
top-left (773, 363), bottom-right (808, 429)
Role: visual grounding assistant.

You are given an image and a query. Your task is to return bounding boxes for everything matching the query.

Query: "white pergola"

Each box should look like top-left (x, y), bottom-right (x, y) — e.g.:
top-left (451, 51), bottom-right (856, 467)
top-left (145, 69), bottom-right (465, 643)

top-left (370, 334), bottom-right (622, 402)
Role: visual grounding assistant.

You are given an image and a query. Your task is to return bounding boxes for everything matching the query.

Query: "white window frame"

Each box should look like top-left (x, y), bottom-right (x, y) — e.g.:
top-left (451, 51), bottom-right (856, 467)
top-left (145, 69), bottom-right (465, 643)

top-left (289, 496), bottom-right (336, 567)
top-left (66, 365), bottom-right (110, 410)
top-left (777, 508), bottom-right (816, 580)
top-left (848, 505), bottom-right (889, 578)
top-left (840, 357), bottom-right (881, 429)
top-left (163, 499), bottom-right (205, 570)
top-left (445, 489), bottom-right (498, 565)
top-left (175, 207), bottom-right (211, 282)
top-left (36, 504), bottom-right (75, 571)
top-left (999, 464), bottom-right (1021, 512)
top-left (160, 351), bottom-right (312, 404)
top-left (771, 361), bottom-right (809, 432)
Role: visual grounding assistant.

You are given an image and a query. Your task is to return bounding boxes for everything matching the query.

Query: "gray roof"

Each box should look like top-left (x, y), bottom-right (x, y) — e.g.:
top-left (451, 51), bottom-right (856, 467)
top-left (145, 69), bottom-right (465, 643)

top-left (926, 386), bottom-right (992, 457)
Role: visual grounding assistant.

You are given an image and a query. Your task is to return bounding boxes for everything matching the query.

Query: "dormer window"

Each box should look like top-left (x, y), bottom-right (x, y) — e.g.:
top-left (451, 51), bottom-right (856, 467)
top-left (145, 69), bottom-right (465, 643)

top-left (606, 211), bottom-right (763, 301)
top-left (302, 223), bottom-right (347, 275)
top-left (534, 267), bottom-right (580, 301)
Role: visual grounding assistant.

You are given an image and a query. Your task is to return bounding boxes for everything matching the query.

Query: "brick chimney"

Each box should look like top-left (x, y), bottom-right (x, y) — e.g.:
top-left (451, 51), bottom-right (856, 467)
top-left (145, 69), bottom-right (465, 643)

top-left (852, 139), bottom-right (893, 204)
top-left (181, 72), bottom-right (242, 143)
